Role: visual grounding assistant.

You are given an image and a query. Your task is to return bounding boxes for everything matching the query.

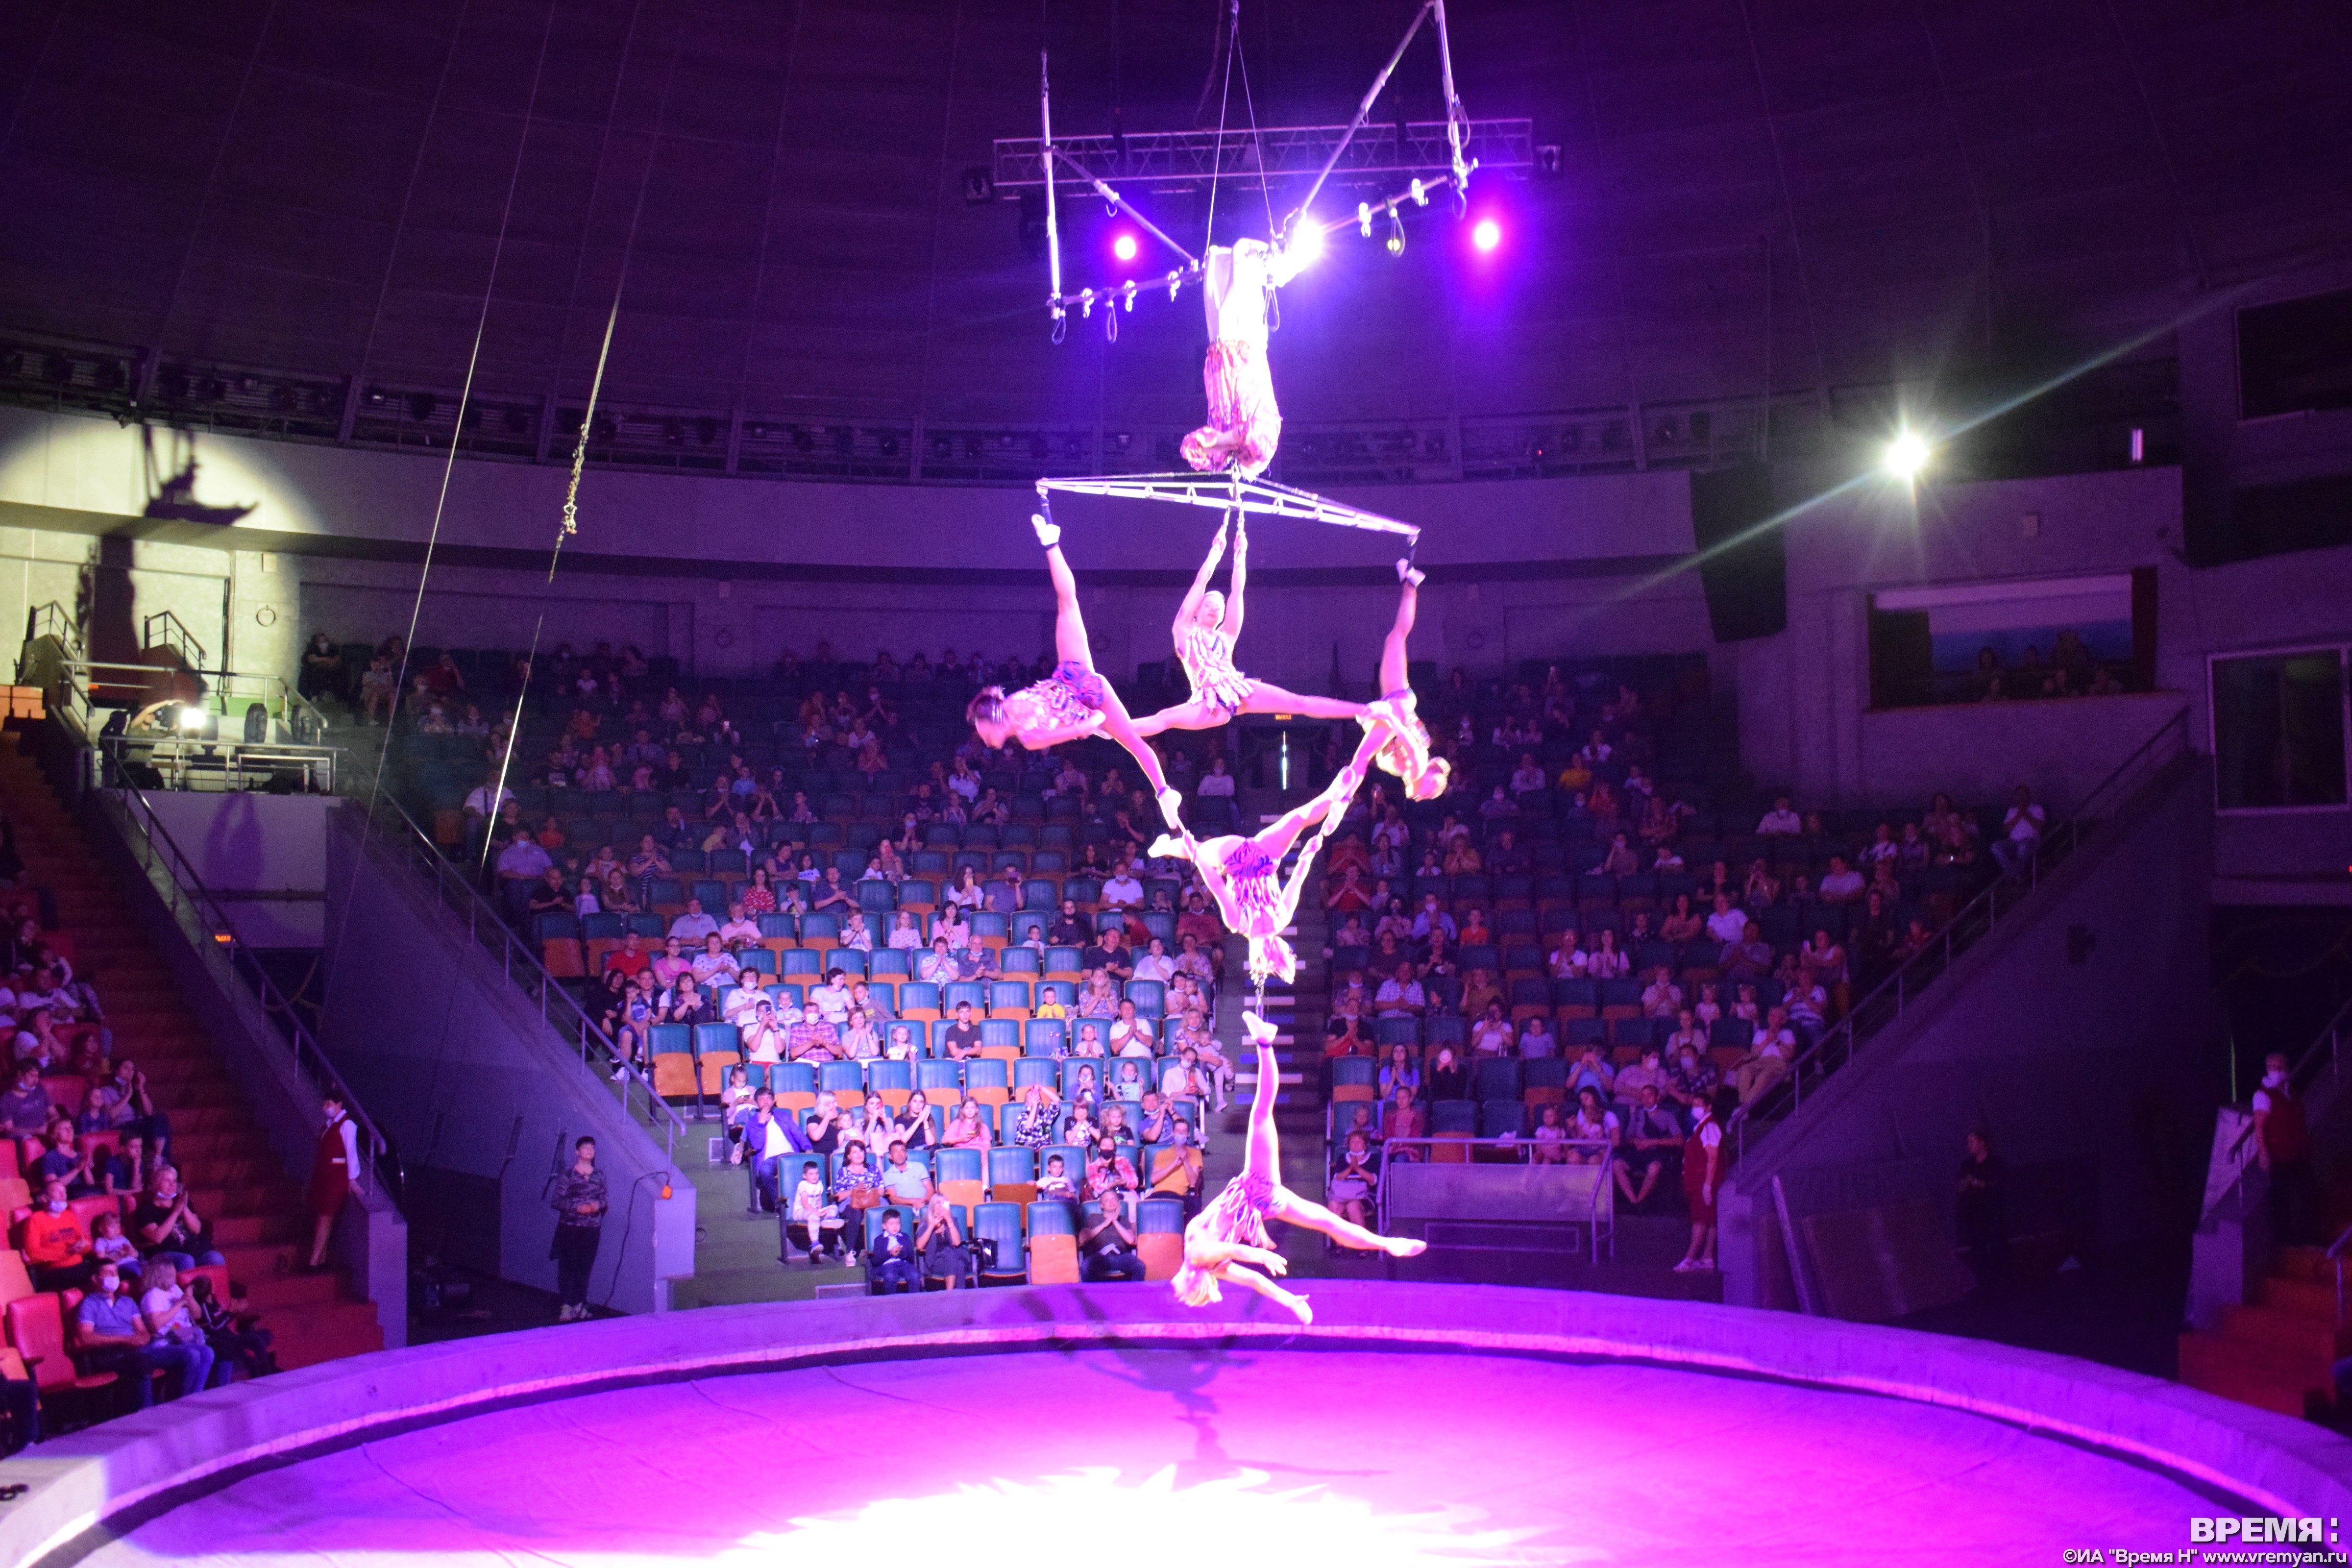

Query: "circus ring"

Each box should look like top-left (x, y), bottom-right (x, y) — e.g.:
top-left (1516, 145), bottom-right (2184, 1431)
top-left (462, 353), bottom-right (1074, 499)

top-left (4, 1283), bottom-right (2349, 1566)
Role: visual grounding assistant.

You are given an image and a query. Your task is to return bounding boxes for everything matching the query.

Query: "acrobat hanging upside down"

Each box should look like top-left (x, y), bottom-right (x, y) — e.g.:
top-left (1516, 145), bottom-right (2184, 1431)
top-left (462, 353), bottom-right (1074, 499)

top-left (1180, 237), bottom-right (1308, 479)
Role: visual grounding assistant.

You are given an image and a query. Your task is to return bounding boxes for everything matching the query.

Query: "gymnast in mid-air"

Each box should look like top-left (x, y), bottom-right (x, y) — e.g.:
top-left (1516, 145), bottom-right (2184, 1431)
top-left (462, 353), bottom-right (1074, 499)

top-left (1364, 557), bottom-right (1449, 801)
top-left (1149, 720), bottom-right (1387, 985)
top-left (1173, 1010), bottom-right (1425, 1324)
top-left (966, 511), bottom-right (1187, 831)
top-left (1135, 513), bottom-right (1393, 736)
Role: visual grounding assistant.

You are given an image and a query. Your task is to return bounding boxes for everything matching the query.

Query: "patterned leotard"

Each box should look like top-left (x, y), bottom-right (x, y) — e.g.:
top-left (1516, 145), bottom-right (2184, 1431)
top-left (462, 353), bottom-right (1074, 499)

top-left (1006, 660), bottom-right (1108, 737)
top-left (1177, 623), bottom-right (1252, 714)
top-left (1372, 690), bottom-right (1446, 801)
top-left (1216, 839), bottom-right (1298, 983)
top-left (1186, 1168), bottom-right (1276, 1257)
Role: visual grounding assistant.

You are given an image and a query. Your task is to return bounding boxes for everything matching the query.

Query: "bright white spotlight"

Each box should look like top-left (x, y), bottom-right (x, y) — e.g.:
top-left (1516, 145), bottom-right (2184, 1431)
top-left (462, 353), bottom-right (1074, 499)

top-left (1283, 222), bottom-right (1324, 270)
top-left (1112, 232), bottom-right (1138, 264)
top-left (176, 705), bottom-right (207, 734)
top-left (1884, 429), bottom-right (1932, 481)
top-left (1471, 217), bottom-right (1501, 252)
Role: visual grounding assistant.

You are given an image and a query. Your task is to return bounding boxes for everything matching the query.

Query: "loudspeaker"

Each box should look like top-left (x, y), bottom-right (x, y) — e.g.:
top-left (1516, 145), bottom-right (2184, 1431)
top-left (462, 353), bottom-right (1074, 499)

top-left (1689, 464), bottom-right (1787, 643)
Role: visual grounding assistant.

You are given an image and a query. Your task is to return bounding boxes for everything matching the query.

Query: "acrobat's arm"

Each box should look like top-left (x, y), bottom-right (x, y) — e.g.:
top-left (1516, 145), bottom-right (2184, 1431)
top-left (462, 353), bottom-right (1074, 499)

top-left (1173, 520), bottom-right (1230, 639)
top-left (1223, 513), bottom-right (1249, 639)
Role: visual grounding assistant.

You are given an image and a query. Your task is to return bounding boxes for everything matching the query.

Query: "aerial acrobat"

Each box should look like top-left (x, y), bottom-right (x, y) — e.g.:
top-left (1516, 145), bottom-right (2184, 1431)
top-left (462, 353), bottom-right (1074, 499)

top-left (965, 511), bottom-right (1189, 831)
top-left (1178, 235), bottom-right (1310, 480)
top-left (1365, 558), bottom-right (1449, 800)
top-left (1173, 1010), bottom-right (1426, 1324)
top-left (1149, 717), bottom-right (1388, 985)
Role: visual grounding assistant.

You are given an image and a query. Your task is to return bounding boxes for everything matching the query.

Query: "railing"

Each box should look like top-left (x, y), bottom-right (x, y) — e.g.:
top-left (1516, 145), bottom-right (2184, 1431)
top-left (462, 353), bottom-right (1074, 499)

top-left (141, 610), bottom-right (207, 670)
top-left (20, 601), bottom-right (79, 664)
top-left (350, 791), bottom-right (688, 1166)
top-left (1374, 1134), bottom-right (1617, 1261)
top-left (95, 782), bottom-right (401, 1204)
top-left (1735, 708), bottom-right (2196, 1159)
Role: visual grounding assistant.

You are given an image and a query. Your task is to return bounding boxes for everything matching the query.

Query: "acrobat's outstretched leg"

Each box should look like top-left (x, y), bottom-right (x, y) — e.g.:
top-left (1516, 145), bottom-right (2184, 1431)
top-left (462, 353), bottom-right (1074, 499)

top-left (1271, 1187), bottom-right (1426, 1257)
top-left (1380, 559), bottom-right (1422, 697)
top-left (1237, 1013), bottom-right (1284, 1191)
top-left (1036, 514), bottom-right (1185, 828)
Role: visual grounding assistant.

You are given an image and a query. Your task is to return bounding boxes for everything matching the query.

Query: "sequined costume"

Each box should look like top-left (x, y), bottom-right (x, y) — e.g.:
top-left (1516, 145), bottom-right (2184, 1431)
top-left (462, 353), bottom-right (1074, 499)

top-left (1005, 659), bottom-right (1108, 735)
top-left (1219, 839), bottom-right (1299, 983)
top-left (1368, 689), bottom-right (1447, 800)
top-left (1175, 1168), bottom-right (1278, 1304)
top-left (1180, 338), bottom-right (1282, 479)
top-left (1176, 623), bottom-right (1252, 715)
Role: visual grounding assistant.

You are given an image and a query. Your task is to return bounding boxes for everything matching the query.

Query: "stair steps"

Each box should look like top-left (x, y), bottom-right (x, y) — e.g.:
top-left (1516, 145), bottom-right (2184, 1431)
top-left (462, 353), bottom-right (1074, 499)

top-left (0, 735), bottom-right (385, 1372)
top-left (2181, 1247), bottom-right (2343, 1419)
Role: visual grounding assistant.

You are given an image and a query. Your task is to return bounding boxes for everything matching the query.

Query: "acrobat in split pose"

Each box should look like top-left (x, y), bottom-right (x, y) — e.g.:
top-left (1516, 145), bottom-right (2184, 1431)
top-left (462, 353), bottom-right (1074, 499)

top-left (1364, 559), bottom-right (1450, 801)
top-left (1149, 722), bottom-right (1386, 984)
top-left (1180, 238), bottom-right (1307, 479)
top-left (1173, 1012), bottom-right (1425, 1324)
top-left (967, 514), bottom-right (1187, 830)
top-left (1135, 514), bottom-right (1388, 735)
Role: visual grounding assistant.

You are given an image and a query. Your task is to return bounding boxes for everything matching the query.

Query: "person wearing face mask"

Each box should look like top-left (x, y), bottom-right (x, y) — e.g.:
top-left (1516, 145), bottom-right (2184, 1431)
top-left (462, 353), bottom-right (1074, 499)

top-left (2252, 1052), bottom-right (2315, 1246)
top-left (23, 1177), bottom-right (94, 1289)
top-left (1148, 1116), bottom-right (1203, 1211)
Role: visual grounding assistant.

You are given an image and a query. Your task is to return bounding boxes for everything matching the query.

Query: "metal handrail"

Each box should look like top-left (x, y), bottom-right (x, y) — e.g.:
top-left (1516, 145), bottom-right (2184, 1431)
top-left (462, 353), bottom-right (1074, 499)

top-left (1373, 1133), bottom-right (1617, 1260)
top-left (348, 789), bottom-right (687, 1165)
top-left (1734, 707), bottom-right (2195, 1160)
top-left (141, 610), bottom-right (206, 669)
top-left (94, 782), bottom-right (401, 1204)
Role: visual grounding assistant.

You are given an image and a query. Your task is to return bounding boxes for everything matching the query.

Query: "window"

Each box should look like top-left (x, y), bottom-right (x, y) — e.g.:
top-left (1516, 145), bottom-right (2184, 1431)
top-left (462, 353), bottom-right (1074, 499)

top-left (2239, 288), bottom-right (2352, 421)
top-left (2210, 649), bottom-right (2350, 811)
top-left (1865, 571), bottom-right (2153, 709)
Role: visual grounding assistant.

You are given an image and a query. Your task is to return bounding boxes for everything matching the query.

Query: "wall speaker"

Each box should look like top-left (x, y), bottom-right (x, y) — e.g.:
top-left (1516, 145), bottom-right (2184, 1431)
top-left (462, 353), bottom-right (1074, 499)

top-left (1689, 464), bottom-right (1787, 643)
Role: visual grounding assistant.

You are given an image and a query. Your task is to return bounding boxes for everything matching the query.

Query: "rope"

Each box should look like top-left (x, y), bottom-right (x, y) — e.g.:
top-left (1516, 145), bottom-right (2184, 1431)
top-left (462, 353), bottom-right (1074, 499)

top-left (1232, 14), bottom-right (1278, 245)
top-left (1203, 0), bottom-right (1237, 251)
top-left (484, 3), bottom-right (680, 874)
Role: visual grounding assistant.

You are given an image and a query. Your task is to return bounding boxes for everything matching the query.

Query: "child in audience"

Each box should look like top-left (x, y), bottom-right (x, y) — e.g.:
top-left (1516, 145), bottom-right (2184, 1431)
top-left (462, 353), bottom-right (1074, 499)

top-left (1037, 1153), bottom-right (1078, 1202)
top-left (90, 1210), bottom-right (141, 1284)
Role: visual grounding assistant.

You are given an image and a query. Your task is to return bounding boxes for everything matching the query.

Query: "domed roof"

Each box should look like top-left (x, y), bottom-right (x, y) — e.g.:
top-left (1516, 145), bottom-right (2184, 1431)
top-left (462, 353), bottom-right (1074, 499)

top-left (1, 0), bottom-right (2345, 444)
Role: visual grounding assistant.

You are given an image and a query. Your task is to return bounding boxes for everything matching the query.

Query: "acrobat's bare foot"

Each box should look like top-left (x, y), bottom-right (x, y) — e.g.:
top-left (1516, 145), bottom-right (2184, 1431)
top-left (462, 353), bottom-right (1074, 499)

top-left (1032, 514), bottom-right (1061, 548)
top-left (1155, 787), bottom-right (1186, 832)
top-left (1384, 1236), bottom-right (1427, 1259)
top-left (1147, 832), bottom-right (1186, 861)
top-left (1397, 558), bottom-right (1425, 587)
top-left (1283, 1291), bottom-right (1313, 1326)
top-left (1241, 1010), bottom-right (1280, 1048)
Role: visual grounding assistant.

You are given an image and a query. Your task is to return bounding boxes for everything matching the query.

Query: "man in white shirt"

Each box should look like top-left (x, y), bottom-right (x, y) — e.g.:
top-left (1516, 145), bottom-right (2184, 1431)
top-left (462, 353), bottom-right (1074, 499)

top-left (723, 974), bottom-right (769, 1028)
top-left (667, 899), bottom-right (720, 942)
top-left (1992, 784), bottom-right (2046, 877)
top-left (1704, 894), bottom-right (1748, 947)
top-left (1736, 1006), bottom-right (1799, 1106)
top-left (1756, 796), bottom-right (1802, 835)
top-left (717, 902), bottom-right (761, 950)
top-left (1101, 868), bottom-right (1145, 909)
top-left (1817, 856), bottom-right (1865, 904)
top-left (1109, 1000), bottom-right (1154, 1058)
top-left (464, 778), bottom-right (516, 821)
top-left (1374, 962), bottom-right (1426, 1019)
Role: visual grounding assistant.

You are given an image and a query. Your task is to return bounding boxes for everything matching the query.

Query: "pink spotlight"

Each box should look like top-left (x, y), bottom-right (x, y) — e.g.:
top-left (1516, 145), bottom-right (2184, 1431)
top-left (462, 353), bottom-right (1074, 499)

top-left (1112, 232), bottom-right (1139, 264)
top-left (1471, 217), bottom-right (1502, 253)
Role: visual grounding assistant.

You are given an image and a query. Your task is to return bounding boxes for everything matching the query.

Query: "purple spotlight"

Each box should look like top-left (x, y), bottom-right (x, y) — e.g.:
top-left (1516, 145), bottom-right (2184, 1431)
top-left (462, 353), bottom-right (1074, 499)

top-left (1112, 232), bottom-right (1139, 264)
top-left (1471, 217), bottom-right (1501, 253)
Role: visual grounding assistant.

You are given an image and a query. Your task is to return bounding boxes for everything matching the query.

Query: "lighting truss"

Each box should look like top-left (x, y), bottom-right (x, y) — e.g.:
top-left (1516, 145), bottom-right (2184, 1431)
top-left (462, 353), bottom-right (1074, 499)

top-left (991, 119), bottom-right (1534, 197)
top-left (1035, 471), bottom-right (1421, 541)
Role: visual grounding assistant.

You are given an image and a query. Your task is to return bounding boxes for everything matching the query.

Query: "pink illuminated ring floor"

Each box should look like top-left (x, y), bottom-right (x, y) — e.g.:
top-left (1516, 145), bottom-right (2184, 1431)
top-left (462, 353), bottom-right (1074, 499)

top-left (9, 1284), bottom-right (2351, 1567)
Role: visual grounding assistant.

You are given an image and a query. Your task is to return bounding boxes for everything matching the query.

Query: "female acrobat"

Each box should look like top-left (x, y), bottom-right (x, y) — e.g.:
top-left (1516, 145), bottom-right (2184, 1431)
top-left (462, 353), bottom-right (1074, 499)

top-left (1364, 559), bottom-right (1449, 801)
top-left (1136, 514), bottom-right (1393, 735)
top-left (1172, 1011), bottom-right (1425, 1324)
top-left (967, 513), bottom-right (1187, 831)
top-left (1149, 722), bottom-right (1387, 984)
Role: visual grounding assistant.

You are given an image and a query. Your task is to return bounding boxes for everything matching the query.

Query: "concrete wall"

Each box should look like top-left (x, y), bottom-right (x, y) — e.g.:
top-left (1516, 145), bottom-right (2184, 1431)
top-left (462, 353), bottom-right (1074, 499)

top-left (0, 403), bottom-right (1716, 690)
top-left (1720, 756), bottom-right (2225, 1310)
top-left (140, 792), bottom-right (329, 947)
top-left (319, 806), bottom-right (692, 1313)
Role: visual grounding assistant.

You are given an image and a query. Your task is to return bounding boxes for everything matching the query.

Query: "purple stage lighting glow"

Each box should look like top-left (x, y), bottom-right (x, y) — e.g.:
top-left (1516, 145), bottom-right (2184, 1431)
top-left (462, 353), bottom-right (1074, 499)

top-left (1471, 217), bottom-right (1501, 253)
top-left (1112, 232), bottom-right (1138, 264)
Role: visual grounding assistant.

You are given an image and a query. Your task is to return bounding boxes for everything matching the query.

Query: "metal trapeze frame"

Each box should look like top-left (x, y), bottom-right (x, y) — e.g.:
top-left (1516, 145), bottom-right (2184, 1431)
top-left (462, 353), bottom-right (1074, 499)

top-left (1034, 471), bottom-right (1420, 541)
top-left (1040, 0), bottom-right (1476, 330)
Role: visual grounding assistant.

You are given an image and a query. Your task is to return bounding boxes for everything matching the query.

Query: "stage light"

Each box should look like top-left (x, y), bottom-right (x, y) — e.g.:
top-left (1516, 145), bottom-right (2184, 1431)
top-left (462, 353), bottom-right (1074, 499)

top-left (1284, 222), bottom-right (1324, 270)
top-left (1883, 429), bottom-right (1932, 481)
top-left (176, 705), bottom-right (207, 734)
top-left (1471, 217), bottom-right (1500, 253)
top-left (1112, 232), bottom-right (1138, 264)
top-left (1386, 208), bottom-right (1406, 257)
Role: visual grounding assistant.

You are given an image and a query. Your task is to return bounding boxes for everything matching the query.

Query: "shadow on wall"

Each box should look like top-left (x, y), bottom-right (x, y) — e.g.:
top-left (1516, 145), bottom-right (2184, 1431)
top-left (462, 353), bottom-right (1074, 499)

top-left (203, 793), bottom-right (265, 891)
